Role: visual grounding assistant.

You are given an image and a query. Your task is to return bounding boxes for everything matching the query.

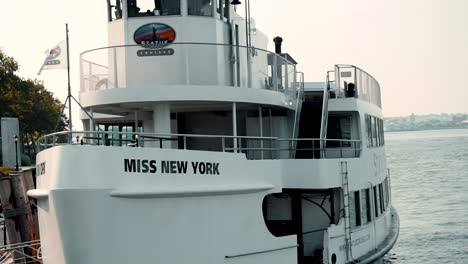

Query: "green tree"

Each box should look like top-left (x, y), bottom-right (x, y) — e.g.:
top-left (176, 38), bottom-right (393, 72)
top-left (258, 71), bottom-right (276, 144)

top-left (0, 49), bottom-right (68, 160)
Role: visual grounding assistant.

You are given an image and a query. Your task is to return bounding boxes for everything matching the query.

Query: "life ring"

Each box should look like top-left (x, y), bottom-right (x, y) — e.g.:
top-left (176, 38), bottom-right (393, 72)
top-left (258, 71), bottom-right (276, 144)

top-left (95, 78), bottom-right (108, 90)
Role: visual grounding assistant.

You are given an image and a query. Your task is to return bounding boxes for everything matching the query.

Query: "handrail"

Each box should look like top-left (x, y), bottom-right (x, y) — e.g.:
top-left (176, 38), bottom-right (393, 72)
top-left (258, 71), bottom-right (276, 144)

top-left (80, 42), bottom-right (289, 59)
top-left (225, 244), bottom-right (298, 259)
top-left (319, 71), bottom-right (332, 155)
top-left (291, 71), bottom-right (305, 151)
top-left (81, 58), bottom-right (107, 70)
top-left (0, 239), bottom-right (42, 263)
top-left (80, 43), bottom-right (293, 71)
top-left (38, 130), bottom-right (362, 144)
top-left (335, 64), bottom-right (379, 85)
top-left (277, 138), bottom-right (361, 142)
top-left (38, 130), bottom-right (276, 141)
top-left (333, 64), bottom-right (381, 108)
top-left (37, 131), bottom-right (362, 160)
top-left (290, 71), bottom-right (305, 158)
top-left (80, 42), bottom-right (296, 93)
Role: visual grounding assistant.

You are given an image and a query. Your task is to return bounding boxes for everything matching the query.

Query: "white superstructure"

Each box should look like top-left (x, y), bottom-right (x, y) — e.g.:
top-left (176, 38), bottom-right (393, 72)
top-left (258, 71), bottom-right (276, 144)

top-left (29, 1), bottom-right (399, 263)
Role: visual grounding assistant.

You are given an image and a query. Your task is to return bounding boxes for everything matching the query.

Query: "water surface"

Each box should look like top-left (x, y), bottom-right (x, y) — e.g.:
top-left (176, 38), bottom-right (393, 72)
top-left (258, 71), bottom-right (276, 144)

top-left (384, 129), bottom-right (468, 263)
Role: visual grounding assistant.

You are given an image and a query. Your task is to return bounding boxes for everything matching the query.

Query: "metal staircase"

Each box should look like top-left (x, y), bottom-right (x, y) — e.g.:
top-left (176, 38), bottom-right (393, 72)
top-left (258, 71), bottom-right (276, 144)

top-left (341, 161), bottom-right (353, 262)
top-left (319, 71), bottom-right (332, 157)
top-left (291, 72), bottom-right (305, 158)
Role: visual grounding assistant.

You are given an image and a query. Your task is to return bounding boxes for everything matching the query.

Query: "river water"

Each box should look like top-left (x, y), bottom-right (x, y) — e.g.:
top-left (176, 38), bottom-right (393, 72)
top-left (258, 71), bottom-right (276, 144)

top-left (384, 129), bottom-right (468, 263)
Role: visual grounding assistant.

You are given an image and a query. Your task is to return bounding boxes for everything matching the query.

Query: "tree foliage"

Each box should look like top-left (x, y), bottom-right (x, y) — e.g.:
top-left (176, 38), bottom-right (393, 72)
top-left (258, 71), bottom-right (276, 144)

top-left (0, 49), bottom-right (68, 158)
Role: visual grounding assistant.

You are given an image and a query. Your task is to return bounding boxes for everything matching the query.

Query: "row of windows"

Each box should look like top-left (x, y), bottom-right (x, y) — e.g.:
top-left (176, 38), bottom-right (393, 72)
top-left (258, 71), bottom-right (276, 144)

top-left (365, 114), bottom-right (385, 147)
top-left (96, 123), bottom-right (143, 146)
top-left (349, 177), bottom-right (391, 228)
top-left (108, 0), bottom-right (230, 21)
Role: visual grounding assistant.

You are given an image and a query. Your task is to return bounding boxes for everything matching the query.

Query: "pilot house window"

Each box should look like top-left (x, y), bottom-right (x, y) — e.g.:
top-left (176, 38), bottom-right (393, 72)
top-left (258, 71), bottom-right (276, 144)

top-left (216, 0), bottom-right (230, 20)
top-left (108, 0), bottom-right (123, 21)
top-left (127, 0), bottom-right (181, 17)
top-left (189, 0), bottom-right (213, 17)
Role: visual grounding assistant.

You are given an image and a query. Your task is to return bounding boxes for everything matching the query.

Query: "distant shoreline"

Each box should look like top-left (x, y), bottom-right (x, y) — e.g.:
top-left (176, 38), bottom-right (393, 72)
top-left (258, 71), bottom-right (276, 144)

top-left (385, 127), bottom-right (468, 133)
top-left (384, 113), bottom-right (467, 133)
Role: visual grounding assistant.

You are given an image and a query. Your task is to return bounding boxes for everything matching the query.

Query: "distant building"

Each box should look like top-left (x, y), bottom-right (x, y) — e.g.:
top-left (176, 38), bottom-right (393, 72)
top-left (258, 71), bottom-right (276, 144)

top-left (452, 114), bottom-right (467, 123)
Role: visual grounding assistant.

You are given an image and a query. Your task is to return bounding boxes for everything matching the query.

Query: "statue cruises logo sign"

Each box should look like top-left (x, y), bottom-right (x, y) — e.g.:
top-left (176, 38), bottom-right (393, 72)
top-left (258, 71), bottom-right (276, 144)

top-left (134, 23), bottom-right (176, 57)
top-left (46, 46), bottom-right (62, 62)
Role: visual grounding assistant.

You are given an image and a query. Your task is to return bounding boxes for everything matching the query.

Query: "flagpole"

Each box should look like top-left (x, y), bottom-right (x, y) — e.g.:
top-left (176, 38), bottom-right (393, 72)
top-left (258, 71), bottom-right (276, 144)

top-left (66, 24), bottom-right (72, 136)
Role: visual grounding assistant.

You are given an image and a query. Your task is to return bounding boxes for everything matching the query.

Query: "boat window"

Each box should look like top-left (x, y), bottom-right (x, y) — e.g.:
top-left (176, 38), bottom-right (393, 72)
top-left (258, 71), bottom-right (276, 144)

top-left (127, 0), bottom-right (181, 17)
top-left (366, 115), bottom-right (372, 147)
top-left (376, 117), bottom-right (381, 146)
top-left (97, 122), bottom-right (143, 146)
top-left (108, 0), bottom-right (123, 21)
top-left (386, 183), bottom-right (390, 208)
top-left (365, 115), bottom-right (385, 148)
top-left (262, 193), bottom-right (295, 237)
top-left (379, 184), bottom-right (385, 213)
top-left (373, 186), bottom-right (380, 217)
top-left (382, 180), bottom-right (386, 209)
top-left (216, 0), bottom-right (222, 18)
top-left (109, 125), bottom-right (121, 146)
top-left (188, 0), bottom-right (213, 17)
top-left (326, 115), bottom-right (351, 147)
top-left (386, 177), bottom-right (391, 203)
top-left (216, 0), bottom-right (229, 20)
top-left (378, 118), bottom-right (384, 146)
top-left (361, 189), bottom-right (372, 225)
top-left (349, 191), bottom-right (361, 228)
top-left (224, 0), bottom-right (229, 19)
top-left (122, 126), bottom-right (134, 145)
top-left (380, 119), bottom-right (385, 145)
top-left (371, 117), bottom-right (377, 146)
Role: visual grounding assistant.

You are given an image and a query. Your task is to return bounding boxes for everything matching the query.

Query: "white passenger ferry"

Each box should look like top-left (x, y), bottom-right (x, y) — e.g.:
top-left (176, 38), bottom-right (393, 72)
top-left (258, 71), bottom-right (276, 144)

top-left (29, 0), bottom-right (399, 263)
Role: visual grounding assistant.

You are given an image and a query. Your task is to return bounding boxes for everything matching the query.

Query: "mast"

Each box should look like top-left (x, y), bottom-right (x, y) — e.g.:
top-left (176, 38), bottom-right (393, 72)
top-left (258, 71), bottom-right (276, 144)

top-left (66, 24), bottom-right (72, 133)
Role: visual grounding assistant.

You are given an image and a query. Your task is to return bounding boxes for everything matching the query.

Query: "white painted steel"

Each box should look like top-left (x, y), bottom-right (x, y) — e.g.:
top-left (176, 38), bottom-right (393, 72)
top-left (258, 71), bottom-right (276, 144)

top-left (32, 1), bottom-right (398, 263)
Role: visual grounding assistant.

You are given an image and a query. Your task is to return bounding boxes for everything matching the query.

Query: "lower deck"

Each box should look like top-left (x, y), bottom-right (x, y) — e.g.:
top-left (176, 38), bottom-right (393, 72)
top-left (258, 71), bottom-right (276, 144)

top-left (30, 142), bottom-right (396, 264)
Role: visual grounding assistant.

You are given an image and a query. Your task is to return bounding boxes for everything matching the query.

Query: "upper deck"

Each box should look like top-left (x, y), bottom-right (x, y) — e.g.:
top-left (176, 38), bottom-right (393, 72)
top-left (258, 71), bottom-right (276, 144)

top-left (79, 0), bottom-right (302, 111)
top-left (70, 1), bottom-right (383, 166)
top-left (331, 65), bottom-right (382, 108)
top-left (81, 44), bottom-right (299, 92)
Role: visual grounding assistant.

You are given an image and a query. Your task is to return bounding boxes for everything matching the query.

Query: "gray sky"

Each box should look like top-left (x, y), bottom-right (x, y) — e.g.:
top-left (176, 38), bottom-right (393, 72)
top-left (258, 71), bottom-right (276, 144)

top-left (1, 0), bottom-right (467, 118)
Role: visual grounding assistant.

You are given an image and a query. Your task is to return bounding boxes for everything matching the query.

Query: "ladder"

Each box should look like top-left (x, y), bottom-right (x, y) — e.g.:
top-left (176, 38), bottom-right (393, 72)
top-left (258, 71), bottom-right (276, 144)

top-left (341, 161), bottom-right (353, 262)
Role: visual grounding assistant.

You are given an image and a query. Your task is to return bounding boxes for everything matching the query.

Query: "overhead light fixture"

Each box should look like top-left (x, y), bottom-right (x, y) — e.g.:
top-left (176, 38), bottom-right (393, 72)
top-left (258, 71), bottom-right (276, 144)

top-left (231, 0), bottom-right (241, 5)
top-left (284, 100), bottom-right (294, 107)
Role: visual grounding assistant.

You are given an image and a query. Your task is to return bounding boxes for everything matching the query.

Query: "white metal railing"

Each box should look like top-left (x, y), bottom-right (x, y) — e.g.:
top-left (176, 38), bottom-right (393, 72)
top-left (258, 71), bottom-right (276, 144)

top-left (80, 43), bottom-right (299, 97)
top-left (0, 240), bottom-right (42, 264)
top-left (37, 131), bottom-right (361, 160)
top-left (333, 64), bottom-right (382, 108)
